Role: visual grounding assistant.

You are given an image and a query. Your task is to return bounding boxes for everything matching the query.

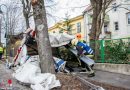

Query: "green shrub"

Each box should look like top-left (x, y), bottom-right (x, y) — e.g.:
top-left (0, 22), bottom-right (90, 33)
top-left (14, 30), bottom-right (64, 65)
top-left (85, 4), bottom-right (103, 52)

top-left (104, 39), bottom-right (129, 64)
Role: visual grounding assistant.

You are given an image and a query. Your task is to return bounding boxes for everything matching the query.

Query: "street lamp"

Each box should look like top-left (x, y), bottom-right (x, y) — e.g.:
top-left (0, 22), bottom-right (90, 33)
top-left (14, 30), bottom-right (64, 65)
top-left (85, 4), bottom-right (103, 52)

top-left (0, 4), bottom-right (8, 60)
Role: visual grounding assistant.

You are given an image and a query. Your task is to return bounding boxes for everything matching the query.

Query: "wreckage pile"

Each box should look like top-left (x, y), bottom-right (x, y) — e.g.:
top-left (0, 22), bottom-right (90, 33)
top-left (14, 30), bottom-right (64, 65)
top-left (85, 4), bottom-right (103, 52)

top-left (9, 28), bottom-right (98, 90)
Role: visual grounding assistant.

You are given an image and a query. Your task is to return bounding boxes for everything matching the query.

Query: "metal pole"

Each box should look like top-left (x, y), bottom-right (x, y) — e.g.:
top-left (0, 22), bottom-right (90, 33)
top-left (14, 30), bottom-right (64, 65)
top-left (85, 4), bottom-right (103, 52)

top-left (100, 40), bottom-right (105, 63)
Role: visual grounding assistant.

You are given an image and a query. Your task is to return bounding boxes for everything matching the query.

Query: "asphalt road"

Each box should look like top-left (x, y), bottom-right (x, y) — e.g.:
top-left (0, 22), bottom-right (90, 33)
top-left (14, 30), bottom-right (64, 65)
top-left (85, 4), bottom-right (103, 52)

top-left (83, 70), bottom-right (130, 89)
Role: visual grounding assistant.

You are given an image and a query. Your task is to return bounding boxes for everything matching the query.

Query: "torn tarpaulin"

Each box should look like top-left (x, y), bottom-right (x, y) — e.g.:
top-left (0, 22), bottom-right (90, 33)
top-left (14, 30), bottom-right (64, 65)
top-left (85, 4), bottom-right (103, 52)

top-left (53, 57), bottom-right (66, 72)
top-left (13, 55), bottom-right (61, 90)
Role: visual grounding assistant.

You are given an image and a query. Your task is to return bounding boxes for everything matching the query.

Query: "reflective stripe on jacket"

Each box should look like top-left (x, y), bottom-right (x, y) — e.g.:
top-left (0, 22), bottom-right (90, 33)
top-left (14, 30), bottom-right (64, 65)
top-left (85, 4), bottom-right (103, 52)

top-left (0, 47), bottom-right (3, 53)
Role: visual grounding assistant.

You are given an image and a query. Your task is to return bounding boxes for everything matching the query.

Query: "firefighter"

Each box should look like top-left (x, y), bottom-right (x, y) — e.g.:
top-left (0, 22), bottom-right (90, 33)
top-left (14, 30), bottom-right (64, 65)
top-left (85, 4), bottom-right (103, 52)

top-left (71, 33), bottom-right (93, 56)
top-left (0, 45), bottom-right (3, 60)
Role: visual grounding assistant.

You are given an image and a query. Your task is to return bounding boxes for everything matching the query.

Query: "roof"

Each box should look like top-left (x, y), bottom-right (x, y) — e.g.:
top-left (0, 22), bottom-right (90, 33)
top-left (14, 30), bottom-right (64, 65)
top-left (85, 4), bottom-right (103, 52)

top-left (83, 4), bottom-right (92, 14)
top-left (49, 15), bottom-right (83, 31)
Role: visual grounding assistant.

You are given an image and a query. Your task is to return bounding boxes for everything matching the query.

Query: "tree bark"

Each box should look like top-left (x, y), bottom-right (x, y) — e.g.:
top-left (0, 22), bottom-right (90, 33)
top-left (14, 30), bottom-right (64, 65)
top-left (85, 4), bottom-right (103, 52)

top-left (32, 0), bottom-right (55, 73)
top-left (25, 14), bottom-right (30, 28)
top-left (22, 0), bottom-right (31, 29)
top-left (89, 0), bottom-right (113, 59)
top-left (89, 0), bottom-right (102, 59)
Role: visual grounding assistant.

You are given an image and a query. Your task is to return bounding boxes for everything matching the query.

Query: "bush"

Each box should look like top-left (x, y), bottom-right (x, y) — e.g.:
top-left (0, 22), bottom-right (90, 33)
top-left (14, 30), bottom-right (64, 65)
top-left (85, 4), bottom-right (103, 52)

top-left (104, 39), bottom-right (129, 64)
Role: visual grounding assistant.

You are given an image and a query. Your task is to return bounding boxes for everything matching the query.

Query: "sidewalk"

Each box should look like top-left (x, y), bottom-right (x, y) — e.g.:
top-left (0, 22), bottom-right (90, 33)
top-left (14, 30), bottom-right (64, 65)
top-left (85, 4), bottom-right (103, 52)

top-left (0, 61), bottom-right (31, 90)
top-left (84, 70), bottom-right (130, 89)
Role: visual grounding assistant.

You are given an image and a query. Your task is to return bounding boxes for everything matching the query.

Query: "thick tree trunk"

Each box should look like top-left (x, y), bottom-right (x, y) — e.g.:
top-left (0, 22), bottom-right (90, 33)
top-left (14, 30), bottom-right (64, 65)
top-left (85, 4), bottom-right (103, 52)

top-left (32, 0), bottom-right (55, 73)
top-left (90, 0), bottom-right (102, 60)
top-left (90, 0), bottom-right (113, 60)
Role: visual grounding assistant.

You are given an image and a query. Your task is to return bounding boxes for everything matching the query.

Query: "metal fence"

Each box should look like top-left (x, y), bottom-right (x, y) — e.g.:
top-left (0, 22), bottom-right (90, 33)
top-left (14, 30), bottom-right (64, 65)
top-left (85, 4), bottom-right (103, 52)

top-left (88, 38), bottom-right (130, 64)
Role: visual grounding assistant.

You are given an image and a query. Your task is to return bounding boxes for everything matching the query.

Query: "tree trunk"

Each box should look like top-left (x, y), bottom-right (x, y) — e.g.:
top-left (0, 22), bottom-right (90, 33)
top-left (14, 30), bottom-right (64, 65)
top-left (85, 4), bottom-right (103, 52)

top-left (25, 14), bottom-right (30, 28)
top-left (90, 0), bottom-right (102, 60)
top-left (32, 0), bottom-right (55, 73)
top-left (89, 0), bottom-right (113, 60)
top-left (22, 0), bottom-right (30, 29)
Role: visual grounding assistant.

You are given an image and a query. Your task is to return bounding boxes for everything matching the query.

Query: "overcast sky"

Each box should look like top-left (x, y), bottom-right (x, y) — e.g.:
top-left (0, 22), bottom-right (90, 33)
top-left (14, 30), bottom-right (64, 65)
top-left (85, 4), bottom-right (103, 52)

top-left (0, 0), bottom-right (90, 27)
top-left (0, 0), bottom-right (90, 45)
top-left (47, 0), bottom-right (90, 27)
top-left (54, 0), bottom-right (90, 17)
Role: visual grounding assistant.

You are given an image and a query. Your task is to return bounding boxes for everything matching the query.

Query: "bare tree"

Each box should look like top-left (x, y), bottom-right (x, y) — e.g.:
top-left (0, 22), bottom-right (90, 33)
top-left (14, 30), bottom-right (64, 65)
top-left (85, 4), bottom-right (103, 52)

top-left (31, 0), bottom-right (55, 73)
top-left (21, 0), bottom-right (32, 29)
top-left (8, 6), bottom-right (22, 36)
top-left (0, 1), bottom-right (23, 36)
top-left (0, 1), bottom-right (24, 60)
top-left (89, 0), bottom-right (113, 59)
top-left (21, 0), bottom-right (58, 29)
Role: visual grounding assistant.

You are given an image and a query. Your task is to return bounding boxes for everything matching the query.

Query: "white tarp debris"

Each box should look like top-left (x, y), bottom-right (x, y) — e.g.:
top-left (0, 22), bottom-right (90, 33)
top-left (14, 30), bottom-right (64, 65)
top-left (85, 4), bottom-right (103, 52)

top-left (13, 55), bottom-right (61, 90)
top-left (17, 44), bottom-right (27, 65)
top-left (69, 48), bottom-right (95, 66)
top-left (49, 33), bottom-right (74, 47)
top-left (53, 57), bottom-right (66, 72)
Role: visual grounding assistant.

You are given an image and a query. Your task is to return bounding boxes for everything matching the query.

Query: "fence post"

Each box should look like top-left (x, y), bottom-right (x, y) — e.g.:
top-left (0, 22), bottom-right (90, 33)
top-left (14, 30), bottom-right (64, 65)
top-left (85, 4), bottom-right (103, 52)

top-left (100, 40), bottom-right (105, 63)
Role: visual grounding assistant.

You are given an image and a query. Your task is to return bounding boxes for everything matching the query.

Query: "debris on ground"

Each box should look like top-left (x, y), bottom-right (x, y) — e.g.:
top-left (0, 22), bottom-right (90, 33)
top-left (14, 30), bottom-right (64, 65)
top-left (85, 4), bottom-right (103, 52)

top-left (12, 55), bottom-right (61, 90)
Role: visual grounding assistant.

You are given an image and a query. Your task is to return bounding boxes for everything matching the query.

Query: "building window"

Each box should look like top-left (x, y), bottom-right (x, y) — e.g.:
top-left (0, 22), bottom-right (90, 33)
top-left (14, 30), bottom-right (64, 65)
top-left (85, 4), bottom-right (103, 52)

top-left (77, 22), bottom-right (81, 33)
top-left (104, 25), bottom-right (108, 32)
top-left (127, 13), bottom-right (130, 24)
top-left (114, 22), bottom-right (119, 30)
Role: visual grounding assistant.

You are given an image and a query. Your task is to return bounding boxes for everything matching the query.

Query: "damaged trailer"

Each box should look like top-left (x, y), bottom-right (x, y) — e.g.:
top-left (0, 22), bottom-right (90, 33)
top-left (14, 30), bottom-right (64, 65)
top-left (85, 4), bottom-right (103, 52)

top-left (10, 29), bottom-right (95, 76)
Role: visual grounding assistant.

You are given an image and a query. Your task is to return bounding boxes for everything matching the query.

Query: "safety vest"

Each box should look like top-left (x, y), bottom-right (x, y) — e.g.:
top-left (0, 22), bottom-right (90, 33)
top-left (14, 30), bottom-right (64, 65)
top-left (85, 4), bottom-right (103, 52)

top-left (0, 47), bottom-right (3, 53)
top-left (77, 42), bottom-right (93, 55)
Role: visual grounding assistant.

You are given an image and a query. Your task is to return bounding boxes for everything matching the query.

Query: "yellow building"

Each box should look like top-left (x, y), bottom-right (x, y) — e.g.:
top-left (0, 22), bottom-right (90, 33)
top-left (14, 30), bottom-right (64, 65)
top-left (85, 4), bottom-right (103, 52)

top-left (48, 15), bottom-right (86, 40)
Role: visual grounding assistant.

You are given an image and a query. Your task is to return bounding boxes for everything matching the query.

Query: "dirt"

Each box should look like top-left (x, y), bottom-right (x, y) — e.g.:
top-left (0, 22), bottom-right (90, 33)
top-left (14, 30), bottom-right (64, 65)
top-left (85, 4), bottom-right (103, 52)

top-left (53, 73), bottom-right (91, 90)
top-left (53, 73), bottom-right (129, 90)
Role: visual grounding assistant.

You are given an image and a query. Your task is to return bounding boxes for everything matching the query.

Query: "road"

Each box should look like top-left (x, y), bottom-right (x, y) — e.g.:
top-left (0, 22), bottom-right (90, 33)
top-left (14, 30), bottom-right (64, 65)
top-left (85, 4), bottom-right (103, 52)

top-left (82, 70), bottom-right (130, 90)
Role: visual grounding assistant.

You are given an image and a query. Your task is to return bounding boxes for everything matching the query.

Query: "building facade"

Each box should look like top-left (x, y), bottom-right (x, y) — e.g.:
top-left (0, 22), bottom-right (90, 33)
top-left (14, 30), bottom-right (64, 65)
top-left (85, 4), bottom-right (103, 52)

top-left (83, 0), bottom-right (130, 42)
top-left (48, 15), bottom-right (86, 40)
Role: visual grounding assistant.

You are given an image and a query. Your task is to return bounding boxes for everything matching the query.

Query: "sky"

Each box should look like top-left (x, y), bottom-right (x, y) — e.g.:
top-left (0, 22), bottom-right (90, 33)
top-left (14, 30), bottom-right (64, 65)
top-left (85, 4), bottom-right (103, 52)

top-left (0, 0), bottom-right (90, 27)
top-left (54, 0), bottom-right (90, 18)
top-left (47, 0), bottom-right (90, 27)
top-left (0, 0), bottom-right (23, 45)
top-left (0, 0), bottom-right (90, 45)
